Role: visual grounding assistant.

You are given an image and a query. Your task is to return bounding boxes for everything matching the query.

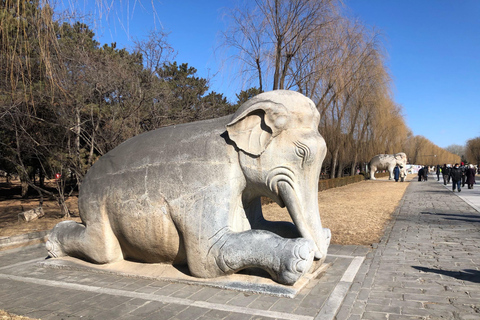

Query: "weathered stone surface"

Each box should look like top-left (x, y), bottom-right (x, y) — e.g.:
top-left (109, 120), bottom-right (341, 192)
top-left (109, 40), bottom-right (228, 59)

top-left (46, 90), bottom-right (331, 285)
top-left (368, 153), bottom-right (407, 180)
top-left (18, 207), bottom-right (44, 222)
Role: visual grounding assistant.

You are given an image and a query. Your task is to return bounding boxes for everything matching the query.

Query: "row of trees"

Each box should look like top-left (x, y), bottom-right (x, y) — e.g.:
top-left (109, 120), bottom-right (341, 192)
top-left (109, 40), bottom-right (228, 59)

top-left (222, 0), bottom-right (459, 176)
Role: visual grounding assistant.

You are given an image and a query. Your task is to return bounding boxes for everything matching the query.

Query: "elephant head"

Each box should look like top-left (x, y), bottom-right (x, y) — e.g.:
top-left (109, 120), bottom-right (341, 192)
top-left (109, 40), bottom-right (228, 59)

top-left (395, 152), bottom-right (408, 171)
top-left (226, 90), bottom-right (329, 260)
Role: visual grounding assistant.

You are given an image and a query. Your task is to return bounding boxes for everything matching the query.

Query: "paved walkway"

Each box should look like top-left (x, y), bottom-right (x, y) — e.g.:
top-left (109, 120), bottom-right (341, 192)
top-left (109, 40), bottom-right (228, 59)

top-left (0, 176), bottom-right (479, 320)
top-left (338, 175), bottom-right (480, 320)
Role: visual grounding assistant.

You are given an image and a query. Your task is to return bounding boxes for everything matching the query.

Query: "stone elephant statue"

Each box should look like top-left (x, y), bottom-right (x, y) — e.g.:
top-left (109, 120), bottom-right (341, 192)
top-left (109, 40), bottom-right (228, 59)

top-left (368, 152), bottom-right (408, 180)
top-left (46, 90), bottom-right (331, 285)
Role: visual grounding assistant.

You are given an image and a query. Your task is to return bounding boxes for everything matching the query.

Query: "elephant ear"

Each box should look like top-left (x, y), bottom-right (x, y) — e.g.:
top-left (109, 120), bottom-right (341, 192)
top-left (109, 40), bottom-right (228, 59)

top-left (226, 101), bottom-right (288, 156)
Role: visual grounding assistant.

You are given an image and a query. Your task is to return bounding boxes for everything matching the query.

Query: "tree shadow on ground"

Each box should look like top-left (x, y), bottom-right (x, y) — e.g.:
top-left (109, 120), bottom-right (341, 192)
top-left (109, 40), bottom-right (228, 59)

top-left (421, 190), bottom-right (452, 193)
top-left (412, 266), bottom-right (480, 284)
top-left (420, 211), bottom-right (480, 223)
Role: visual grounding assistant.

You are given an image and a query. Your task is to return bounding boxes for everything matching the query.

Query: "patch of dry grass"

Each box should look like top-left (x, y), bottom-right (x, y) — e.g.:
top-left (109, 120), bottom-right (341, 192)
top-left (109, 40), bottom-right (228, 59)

top-left (0, 310), bottom-right (38, 320)
top-left (263, 179), bottom-right (410, 245)
top-left (0, 197), bottom-right (80, 238)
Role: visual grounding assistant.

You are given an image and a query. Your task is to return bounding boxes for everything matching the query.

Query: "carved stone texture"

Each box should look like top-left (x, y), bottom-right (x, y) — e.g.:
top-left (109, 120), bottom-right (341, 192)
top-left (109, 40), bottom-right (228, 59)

top-left (46, 90), bottom-right (331, 286)
top-left (18, 207), bottom-right (44, 222)
top-left (368, 152), bottom-right (408, 180)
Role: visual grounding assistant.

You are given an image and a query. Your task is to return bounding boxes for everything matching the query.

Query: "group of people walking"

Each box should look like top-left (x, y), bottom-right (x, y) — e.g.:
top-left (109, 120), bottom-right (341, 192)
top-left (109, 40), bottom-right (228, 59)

top-left (437, 163), bottom-right (476, 192)
top-left (417, 166), bottom-right (429, 182)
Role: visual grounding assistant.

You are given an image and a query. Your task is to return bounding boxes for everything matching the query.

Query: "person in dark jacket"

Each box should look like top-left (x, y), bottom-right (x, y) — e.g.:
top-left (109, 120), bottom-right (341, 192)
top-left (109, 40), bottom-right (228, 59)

top-left (442, 164), bottom-right (451, 185)
top-left (418, 167), bottom-right (424, 182)
top-left (450, 163), bottom-right (462, 192)
top-left (436, 165), bottom-right (441, 181)
top-left (466, 164), bottom-right (476, 189)
top-left (394, 165), bottom-right (400, 182)
top-left (460, 162), bottom-right (467, 187)
top-left (423, 166), bottom-right (428, 181)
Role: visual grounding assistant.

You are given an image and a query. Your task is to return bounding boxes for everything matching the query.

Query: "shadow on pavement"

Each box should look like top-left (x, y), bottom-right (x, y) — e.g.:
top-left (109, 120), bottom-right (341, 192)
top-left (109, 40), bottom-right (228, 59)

top-left (420, 212), bottom-right (480, 223)
top-left (412, 266), bottom-right (480, 284)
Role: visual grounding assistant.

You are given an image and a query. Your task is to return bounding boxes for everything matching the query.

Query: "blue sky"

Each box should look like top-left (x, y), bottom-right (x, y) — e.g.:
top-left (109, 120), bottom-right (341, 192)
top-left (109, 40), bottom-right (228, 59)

top-left (70, 0), bottom-right (480, 149)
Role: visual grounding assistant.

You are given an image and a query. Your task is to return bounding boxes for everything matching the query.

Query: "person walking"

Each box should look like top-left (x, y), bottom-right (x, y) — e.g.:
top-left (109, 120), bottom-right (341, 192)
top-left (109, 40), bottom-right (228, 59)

top-left (460, 162), bottom-right (467, 187)
top-left (436, 165), bottom-right (441, 181)
top-left (466, 164), bottom-right (476, 189)
top-left (442, 164), bottom-right (451, 185)
top-left (422, 166), bottom-right (428, 181)
top-left (394, 165), bottom-right (400, 182)
top-left (418, 167), bottom-right (424, 182)
top-left (450, 163), bottom-right (462, 192)
top-left (400, 166), bottom-right (406, 182)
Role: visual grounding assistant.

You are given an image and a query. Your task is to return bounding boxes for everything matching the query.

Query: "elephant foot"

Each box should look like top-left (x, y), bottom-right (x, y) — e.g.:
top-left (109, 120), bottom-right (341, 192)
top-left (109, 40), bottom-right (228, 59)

top-left (46, 237), bottom-right (65, 259)
top-left (45, 220), bottom-right (79, 259)
top-left (272, 238), bottom-right (315, 285)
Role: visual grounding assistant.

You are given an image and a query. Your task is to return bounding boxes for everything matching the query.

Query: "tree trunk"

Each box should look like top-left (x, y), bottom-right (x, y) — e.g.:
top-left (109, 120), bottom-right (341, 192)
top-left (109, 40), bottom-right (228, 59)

top-left (337, 161), bottom-right (344, 178)
top-left (351, 152), bottom-right (358, 176)
top-left (21, 177), bottom-right (29, 198)
top-left (57, 194), bottom-right (70, 218)
top-left (39, 170), bottom-right (45, 188)
top-left (256, 58), bottom-right (263, 92)
top-left (330, 148), bottom-right (339, 179)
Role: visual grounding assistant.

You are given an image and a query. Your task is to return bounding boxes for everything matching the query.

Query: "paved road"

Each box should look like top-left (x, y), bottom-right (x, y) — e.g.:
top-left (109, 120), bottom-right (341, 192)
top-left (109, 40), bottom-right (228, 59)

top-left (338, 176), bottom-right (480, 319)
top-left (1, 176), bottom-right (479, 319)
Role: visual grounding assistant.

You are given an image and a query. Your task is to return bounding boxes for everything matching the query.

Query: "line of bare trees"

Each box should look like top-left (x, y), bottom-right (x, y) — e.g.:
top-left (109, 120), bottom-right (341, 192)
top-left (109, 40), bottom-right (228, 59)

top-left (222, 0), bottom-right (460, 177)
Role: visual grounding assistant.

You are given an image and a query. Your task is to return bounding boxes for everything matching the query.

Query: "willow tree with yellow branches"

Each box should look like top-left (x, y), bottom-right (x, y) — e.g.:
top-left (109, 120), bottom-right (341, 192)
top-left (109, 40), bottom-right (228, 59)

top-left (222, 0), bottom-right (461, 177)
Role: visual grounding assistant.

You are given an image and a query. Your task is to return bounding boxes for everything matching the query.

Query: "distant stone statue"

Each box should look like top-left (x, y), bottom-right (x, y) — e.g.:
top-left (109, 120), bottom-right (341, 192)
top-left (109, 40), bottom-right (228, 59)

top-left (368, 153), bottom-right (408, 180)
top-left (46, 90), bottom-right (331, 285)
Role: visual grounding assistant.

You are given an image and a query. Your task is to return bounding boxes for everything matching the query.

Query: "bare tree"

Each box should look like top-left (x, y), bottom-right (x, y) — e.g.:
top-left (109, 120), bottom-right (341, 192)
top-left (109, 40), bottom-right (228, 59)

top-left (466, 137), bottom-right (480, 167)
top-left (223, 0), bottom-right (339, 91)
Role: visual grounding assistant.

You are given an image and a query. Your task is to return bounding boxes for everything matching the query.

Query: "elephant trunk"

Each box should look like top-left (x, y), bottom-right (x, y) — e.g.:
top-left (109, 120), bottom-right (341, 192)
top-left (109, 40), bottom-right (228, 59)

top-left (278, 178), bottom-right (329, 261)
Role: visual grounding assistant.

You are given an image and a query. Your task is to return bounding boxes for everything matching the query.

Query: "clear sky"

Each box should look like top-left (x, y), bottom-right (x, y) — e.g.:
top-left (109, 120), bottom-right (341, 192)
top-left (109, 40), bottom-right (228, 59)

top-left (70, 0), bottom-right (480, 149)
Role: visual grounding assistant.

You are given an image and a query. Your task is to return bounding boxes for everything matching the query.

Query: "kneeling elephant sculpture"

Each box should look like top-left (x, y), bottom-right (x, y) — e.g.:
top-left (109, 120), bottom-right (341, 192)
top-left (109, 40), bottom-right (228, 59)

top-left (368, 152), bottom-right (408, 180)
top-left (47, 90), bottom-right (331, 285)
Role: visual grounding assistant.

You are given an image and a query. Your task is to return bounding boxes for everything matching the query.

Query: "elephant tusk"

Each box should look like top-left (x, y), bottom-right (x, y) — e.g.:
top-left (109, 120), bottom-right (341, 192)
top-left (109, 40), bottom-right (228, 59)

top-left (277, 181), bottom-right (319, 255)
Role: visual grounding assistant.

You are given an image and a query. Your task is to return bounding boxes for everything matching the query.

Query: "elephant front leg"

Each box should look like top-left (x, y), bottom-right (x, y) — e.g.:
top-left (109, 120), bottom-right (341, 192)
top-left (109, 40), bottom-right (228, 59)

top-left (213, 230), bottom-right (315, 285)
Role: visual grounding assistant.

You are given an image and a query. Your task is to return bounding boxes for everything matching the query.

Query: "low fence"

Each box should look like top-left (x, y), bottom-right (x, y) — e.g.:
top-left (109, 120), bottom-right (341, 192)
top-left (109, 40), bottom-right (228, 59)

top-left (317, 174), bottom-right (365, 191)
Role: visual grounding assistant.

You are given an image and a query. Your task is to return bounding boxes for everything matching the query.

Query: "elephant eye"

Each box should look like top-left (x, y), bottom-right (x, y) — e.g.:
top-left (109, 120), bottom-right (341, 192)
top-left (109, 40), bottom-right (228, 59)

top-left (294, 141), bottom-right (310, 167)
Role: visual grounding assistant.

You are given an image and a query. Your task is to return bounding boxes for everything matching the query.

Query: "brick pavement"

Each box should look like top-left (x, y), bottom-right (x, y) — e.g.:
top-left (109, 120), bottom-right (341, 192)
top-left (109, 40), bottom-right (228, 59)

top-left (1, 177), bottom-right (479, 319)
top-left (338, 177), bottom-right (480, 320)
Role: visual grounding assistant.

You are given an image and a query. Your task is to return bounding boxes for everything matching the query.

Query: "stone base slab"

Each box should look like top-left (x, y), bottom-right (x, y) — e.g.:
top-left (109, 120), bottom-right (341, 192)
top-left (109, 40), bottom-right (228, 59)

top-left (39, 257), bottom-right (330, 298)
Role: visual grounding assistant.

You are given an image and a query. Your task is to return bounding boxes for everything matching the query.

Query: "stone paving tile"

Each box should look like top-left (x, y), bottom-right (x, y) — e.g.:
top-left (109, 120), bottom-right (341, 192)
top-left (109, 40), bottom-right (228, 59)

top-left (167, 305), bottom-right (210, 320)
top-left (128, 300), bottom-right (169, 317)
top-left (225, 292), bottom-right (260, 307)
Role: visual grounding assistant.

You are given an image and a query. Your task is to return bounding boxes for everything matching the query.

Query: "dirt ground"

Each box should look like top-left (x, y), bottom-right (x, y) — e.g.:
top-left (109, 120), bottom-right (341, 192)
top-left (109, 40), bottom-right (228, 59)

top-left (0, 180), bottom-right (81, 238)
top-left (263, 178), bottom-right (410, 245)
